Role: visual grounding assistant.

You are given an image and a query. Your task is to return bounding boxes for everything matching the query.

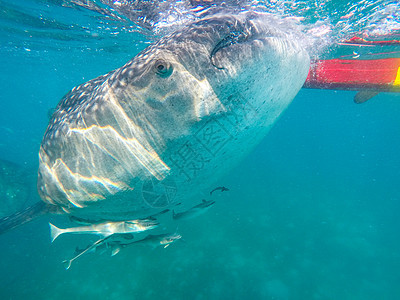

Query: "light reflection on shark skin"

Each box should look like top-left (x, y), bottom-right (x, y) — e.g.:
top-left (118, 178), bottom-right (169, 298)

top-left (69, 125), bottom-right (170, 180)
top-left (38, 12), bottom-right (310, 221)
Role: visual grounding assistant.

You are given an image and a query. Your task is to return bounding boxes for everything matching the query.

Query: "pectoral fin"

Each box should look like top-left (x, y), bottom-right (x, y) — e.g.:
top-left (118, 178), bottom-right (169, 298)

top-left (0, 202), bottom-right (54, 236)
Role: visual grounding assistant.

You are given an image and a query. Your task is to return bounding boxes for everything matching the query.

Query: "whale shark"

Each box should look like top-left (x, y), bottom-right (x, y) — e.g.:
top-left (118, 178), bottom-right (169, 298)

top-left (0, 11), bottom-right (310, 233)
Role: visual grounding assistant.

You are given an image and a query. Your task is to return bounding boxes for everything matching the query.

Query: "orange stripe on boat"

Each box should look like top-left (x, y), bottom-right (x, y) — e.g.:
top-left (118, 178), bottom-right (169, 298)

top-left (342, 36), bottom-right (400, 46)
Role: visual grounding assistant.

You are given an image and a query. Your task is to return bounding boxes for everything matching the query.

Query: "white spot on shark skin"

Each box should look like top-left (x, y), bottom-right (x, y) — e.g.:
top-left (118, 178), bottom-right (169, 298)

top-left (90, 103), bottom-right (99, 112)
top-left (118, 79), bottom-right (127, 87)
top-left (121, 68), bottom-right (128, 76)
top-left (54, 130), bottom-right (61, 139)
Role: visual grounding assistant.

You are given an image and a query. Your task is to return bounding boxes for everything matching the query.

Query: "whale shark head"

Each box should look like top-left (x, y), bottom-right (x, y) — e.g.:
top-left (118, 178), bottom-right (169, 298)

top-left (38, 11), bottom-right (309, 219)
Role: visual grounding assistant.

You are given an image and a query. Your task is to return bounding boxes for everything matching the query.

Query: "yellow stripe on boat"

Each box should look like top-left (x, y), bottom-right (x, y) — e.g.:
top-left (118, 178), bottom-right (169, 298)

top-left (394, 66), bottom-right (400, 86)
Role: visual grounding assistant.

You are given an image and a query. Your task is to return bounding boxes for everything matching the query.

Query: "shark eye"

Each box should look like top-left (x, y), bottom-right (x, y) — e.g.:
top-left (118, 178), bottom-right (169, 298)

top-left (154, 60), bottom-right (173, 78)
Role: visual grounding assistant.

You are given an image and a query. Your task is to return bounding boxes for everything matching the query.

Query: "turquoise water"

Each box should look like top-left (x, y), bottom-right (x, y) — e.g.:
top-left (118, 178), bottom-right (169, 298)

top-left (1, 1), bottom-right (400, 299)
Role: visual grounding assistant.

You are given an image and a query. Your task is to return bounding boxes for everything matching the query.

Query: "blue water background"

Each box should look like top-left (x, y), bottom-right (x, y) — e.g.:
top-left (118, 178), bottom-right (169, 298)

top-left (1, 1), bottom-right (400, 299)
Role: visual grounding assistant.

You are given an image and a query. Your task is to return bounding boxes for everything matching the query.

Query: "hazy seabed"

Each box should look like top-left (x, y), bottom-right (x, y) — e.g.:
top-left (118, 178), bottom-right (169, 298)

top-left (0, 0), bottom-right (400, 299)
top-left (1, 88), bottom-right (399, 299)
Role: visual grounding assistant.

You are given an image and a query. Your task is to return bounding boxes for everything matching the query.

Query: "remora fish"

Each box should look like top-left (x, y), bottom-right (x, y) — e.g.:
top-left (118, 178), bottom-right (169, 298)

top-left (173, 199), bottom-right (215, 220)
top-left (63, 233), bottom-right (134, 269)
top-left (62, 235), bottom-right (112, 270)
top-left (49, 219), bottom-right (158, 242)
top-left (125, 233), bottom-right (183, 249)
top-left (82, 232), bottom-right (183, 259)
top-left (79, 232), bottom-right (182, 259)
top-left (0, 11), bottom-right (310, 233)
top-left (210, 186), bottom-right (229, 195)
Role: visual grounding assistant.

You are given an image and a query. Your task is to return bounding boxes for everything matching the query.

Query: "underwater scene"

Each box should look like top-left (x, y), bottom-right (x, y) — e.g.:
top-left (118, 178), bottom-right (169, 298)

top-left (0, 1), bottom-right (399, 299)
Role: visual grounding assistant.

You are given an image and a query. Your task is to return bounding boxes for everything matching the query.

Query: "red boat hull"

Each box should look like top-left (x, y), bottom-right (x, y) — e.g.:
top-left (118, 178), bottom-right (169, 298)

top-left (304, 58), bottom-right (400, 92)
